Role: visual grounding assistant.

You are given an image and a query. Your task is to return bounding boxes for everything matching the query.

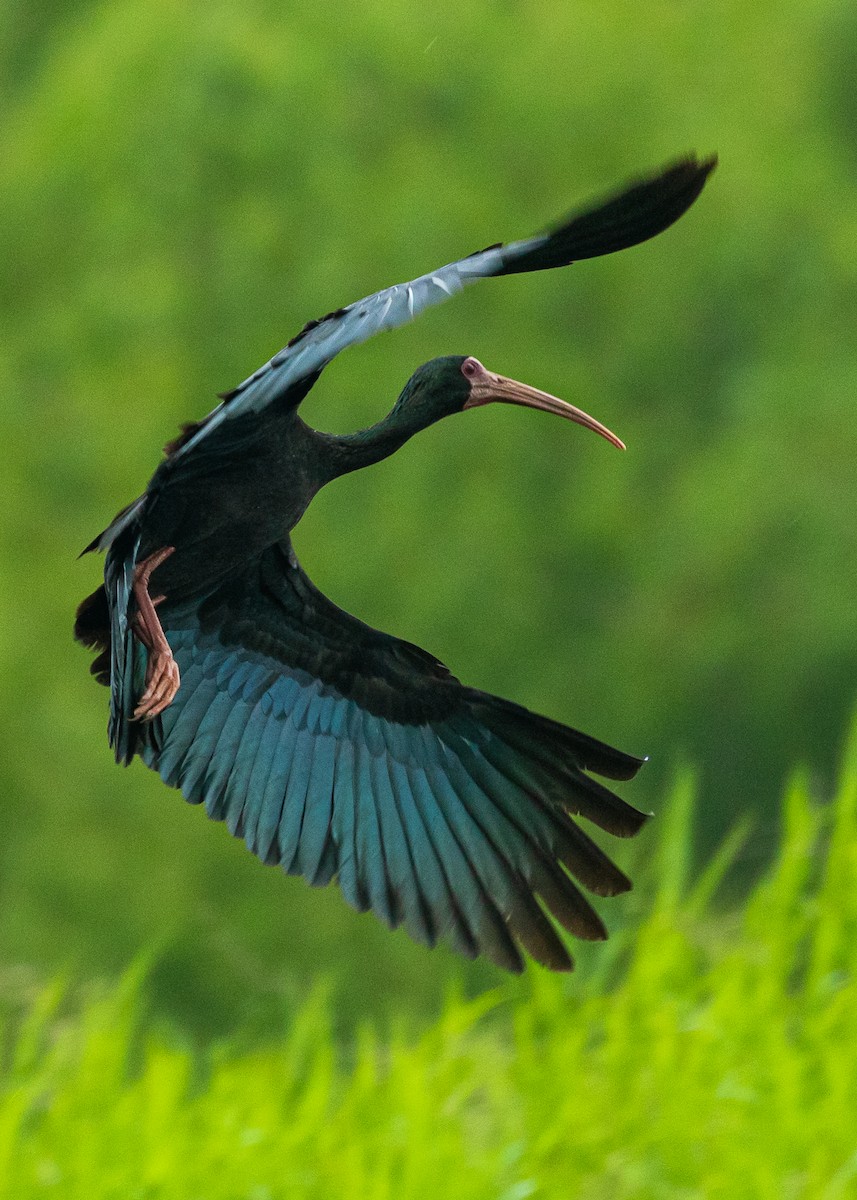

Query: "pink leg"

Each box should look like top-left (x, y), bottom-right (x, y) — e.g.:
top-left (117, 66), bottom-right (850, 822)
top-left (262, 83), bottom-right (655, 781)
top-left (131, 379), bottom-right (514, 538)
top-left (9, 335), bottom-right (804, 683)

top-left (132, 546), bottom-right (180, 721)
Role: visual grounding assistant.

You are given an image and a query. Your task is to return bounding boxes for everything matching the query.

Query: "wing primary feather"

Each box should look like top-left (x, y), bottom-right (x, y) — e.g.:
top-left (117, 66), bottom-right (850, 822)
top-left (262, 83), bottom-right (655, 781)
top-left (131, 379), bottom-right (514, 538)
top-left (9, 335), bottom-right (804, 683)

top-left (352, 732), bottom-right (397, 928)
top-left (296, 728), bottom-right (336, 885)
top-left (411, 754), bottom-right (524, 972)
top-left (386, 755), bottom-right (475, 956)
top-left (370, 750), bottom-right (433, 945)
top-left (471, 696), bottom-right (646, 782)
top-left (432, 739), bottom-right (574, 967)
top-left (563, 768), bottom-right (651, 838)
top-left (330, 735), bottom-right (369, 913)
top-left (497, 157), bottom-right (716, 273)
top-left (480, 716), bottom-right (648, 835)
top-left (268, 720), bottom-right (312, 873)
top-left (526, 858), bottom-right (607, 944)
top-left (178, 692), bottom-right (235, 805)
top-left (449, 720), bottom-right (633, 897)
top-left (310, 838), bottom-right (338, 888)
top-left (105, 530), bottom-right (141, 765)
top-left (162, 674), bottom-right (220, 797)
top-left (254, 716), bottom-right (298, 865)
top-left (240, 709), bottom-right (286, 860)
top-left (219, 692), bottom-right (272, 848)
top-left (438, 734), bottom-right (585, 957)
top-left (199, 701), bottom-right (254, 827)
top-left (154, 659), bottom-right (204, 785)
top-left (194, 692), bottom-right (244, 814)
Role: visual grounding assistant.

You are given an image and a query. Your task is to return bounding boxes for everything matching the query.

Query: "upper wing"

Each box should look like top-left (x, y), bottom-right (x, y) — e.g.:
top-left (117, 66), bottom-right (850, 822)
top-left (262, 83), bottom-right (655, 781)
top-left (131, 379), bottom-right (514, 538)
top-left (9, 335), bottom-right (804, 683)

top-left (173, 157), bottom-right (715, 460)
top-left (133, 541), bottom-right (647, 972)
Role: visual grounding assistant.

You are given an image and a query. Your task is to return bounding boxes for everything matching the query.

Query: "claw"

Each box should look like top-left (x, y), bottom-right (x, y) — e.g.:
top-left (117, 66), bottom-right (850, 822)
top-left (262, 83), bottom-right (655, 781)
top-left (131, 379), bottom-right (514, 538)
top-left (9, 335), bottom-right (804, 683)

top-left (131, 546), bottom-right (180, 720)
top-left (133, 647), bottom-right (181, 720)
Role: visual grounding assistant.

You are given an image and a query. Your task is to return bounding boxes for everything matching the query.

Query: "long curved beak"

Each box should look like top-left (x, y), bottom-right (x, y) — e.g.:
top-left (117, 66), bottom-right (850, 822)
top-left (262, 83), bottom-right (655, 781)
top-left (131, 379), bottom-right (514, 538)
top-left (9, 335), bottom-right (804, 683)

top-left (463, 364), bottom-right (625, 450)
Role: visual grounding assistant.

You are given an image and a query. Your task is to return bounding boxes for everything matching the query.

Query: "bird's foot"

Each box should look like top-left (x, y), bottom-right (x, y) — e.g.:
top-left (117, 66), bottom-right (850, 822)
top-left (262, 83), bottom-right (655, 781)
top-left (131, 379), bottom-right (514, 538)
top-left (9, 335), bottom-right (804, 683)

top-left (131, 546), bottom-right (180, 721)
top-left (133, 644), bottom-right (181, 721)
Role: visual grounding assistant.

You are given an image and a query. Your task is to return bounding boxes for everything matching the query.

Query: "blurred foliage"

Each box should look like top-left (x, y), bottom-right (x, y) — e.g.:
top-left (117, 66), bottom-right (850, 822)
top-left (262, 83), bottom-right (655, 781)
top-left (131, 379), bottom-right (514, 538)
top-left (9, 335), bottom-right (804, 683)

top-left (3, 749), bottom-right (857, 1196)
top-left (0, 0), bottom-right (855, 1033)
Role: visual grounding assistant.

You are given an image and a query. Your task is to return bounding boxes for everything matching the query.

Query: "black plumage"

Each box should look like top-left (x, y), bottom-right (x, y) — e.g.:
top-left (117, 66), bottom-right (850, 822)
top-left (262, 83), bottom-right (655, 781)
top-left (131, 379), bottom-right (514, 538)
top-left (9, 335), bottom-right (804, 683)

top-left (76, 156), bottom-right (715, 971)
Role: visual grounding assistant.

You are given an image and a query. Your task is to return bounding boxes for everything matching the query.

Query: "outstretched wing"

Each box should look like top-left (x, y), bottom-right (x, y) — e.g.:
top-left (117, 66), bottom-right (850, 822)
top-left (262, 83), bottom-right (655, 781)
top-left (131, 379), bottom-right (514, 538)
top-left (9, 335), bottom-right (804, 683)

top-left (173, 157), bottom-right (715, 460)
top-left (134, 541), bottom-right (647, 972)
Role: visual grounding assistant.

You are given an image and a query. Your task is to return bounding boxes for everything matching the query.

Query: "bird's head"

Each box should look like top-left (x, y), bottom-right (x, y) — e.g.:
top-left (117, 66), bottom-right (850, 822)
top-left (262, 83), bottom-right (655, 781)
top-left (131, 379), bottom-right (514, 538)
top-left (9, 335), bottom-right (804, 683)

top-left (392, 355), bottom-right (625, 448)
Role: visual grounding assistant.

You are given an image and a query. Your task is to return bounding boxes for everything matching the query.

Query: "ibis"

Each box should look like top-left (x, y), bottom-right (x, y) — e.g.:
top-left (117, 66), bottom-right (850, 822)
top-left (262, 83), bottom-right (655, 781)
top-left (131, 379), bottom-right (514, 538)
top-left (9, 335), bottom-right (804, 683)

top-left (76, 157), bottom-right (715, 971)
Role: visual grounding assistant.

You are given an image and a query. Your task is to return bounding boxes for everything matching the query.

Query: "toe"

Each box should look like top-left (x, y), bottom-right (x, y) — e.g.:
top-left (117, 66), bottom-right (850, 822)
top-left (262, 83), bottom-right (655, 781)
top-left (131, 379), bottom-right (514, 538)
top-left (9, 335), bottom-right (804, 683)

top-left (134, 654), bottom-right (181, 720)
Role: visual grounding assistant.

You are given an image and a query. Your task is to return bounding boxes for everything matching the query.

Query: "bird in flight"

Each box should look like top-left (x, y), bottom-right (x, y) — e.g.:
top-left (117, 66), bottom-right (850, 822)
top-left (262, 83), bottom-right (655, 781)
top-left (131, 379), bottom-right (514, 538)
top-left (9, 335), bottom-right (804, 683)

top-left (76, 157), bottom-right (715, 972)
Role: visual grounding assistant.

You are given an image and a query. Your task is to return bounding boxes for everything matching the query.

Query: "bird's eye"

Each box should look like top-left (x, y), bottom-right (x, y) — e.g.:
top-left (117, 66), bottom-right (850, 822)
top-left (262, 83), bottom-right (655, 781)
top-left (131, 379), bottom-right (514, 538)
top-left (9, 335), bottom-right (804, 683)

top-left (462, 358), bottom-right (479, 379)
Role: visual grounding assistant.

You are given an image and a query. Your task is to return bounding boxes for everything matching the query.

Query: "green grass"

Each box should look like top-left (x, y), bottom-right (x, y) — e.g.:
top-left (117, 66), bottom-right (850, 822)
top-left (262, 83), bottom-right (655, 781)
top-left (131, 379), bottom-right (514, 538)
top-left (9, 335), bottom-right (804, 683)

top-left (2, 733), bottom-right (857, 1199)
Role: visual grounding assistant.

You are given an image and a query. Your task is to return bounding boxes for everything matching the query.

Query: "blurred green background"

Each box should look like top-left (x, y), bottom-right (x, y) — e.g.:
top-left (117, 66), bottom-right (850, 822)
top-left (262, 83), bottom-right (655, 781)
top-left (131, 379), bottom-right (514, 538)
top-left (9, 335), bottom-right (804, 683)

top-left (1, 0), bottom-right (854, 1037)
